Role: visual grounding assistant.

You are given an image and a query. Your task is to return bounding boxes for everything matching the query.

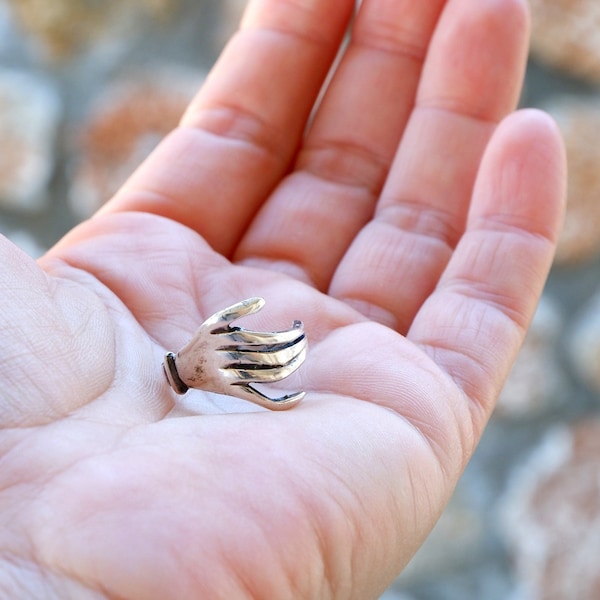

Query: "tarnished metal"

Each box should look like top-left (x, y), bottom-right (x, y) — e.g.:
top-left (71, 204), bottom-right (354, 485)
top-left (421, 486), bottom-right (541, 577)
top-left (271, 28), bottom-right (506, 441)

top-left (162, 298), bottom-right (307, 410)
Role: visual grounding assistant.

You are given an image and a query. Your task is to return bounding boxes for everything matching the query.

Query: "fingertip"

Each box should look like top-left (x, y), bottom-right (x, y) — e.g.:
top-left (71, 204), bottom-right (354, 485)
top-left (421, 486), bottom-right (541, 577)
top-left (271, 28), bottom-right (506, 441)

top-left (510, 107), bottom-right (567, 197)
top-left (420, 0), bottom-right (531, 119)
top-left (497, 108), bottom-right (567, 177)
top-left (473, 107), bottom-right (567, 242)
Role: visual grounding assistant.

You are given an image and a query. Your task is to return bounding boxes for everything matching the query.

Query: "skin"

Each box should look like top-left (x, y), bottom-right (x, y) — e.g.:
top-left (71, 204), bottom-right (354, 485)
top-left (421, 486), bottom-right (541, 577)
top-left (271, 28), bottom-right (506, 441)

top-left (0, 0), bottom-right (566, 598)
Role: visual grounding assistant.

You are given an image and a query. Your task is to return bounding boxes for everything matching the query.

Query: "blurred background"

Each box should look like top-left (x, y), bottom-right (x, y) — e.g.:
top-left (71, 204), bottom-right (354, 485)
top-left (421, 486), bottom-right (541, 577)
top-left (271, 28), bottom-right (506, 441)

top-left (0, 1), bottom-right (599, 599)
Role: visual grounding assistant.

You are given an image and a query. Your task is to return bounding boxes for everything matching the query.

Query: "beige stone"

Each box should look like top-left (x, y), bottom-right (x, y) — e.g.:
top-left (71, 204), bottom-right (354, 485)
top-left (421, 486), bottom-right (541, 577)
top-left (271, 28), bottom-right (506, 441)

top-left (502, 421), bottom-right (600, 599)
top-left (0, 69), bottom-right (60, 211)
top-left (396, 486), bottom-right (484, 585)
top-left (7, 0), bottom-right (179, 58)
top-left (68, 67), bottom-right (203, 218)
top-left (568, 289), bottom-right (600, 392)
top-left (543, 98), bottom-right (600, 265)
top-left (528, 0), bottom-right (600, 83)
top-left (496, 296), bottom-right (566, 418)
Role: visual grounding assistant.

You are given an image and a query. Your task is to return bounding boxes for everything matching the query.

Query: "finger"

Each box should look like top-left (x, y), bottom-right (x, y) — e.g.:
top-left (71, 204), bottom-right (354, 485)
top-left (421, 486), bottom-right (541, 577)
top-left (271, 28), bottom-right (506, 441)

top-left (207, 297), bottom-right (265, 329)
top-left (329, 0), bottom-right (530, 331)
top-left (235, 0), bottom-right (446, 288)
top-left (234, 384), bottom-right (304, 409)
top-left (224, 348), bottom-right (307, 384)
top-left (101, 0), bottom-right (354, 256)
top-left (225, 326), bottom-right (305, 347)
top-left (408, 110), bottom-right (566, 437)
top-left (220, 337), bottom-right (307, 368)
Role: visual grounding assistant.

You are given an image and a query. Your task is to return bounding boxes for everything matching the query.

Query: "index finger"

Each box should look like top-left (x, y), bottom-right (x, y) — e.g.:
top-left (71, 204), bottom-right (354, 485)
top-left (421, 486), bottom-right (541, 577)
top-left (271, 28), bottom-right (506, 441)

top-left (101, 0), bottom-right (354, 256)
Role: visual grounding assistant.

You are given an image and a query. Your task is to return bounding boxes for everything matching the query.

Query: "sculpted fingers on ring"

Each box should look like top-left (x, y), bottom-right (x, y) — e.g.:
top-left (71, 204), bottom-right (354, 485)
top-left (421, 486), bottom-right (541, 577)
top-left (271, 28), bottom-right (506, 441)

top-left (162, 298), bottom-right (307, 410)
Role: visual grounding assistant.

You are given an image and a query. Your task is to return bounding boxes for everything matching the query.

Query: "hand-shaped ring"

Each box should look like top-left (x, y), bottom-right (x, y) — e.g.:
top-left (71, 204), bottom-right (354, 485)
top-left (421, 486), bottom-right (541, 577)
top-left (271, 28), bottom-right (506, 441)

top-left (162, 298), bottom-right (307, 410)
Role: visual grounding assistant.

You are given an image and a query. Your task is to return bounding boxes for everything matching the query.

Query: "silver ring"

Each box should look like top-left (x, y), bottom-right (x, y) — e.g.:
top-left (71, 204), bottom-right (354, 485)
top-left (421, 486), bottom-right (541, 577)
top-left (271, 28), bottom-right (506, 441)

top-left (162, 298), bottom-right (307, 410)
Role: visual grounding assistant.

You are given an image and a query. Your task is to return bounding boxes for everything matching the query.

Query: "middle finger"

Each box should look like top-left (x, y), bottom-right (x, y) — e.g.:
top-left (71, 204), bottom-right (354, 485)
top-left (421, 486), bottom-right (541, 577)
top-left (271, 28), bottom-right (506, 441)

top-left (235, 0), bottom-right (446, 288)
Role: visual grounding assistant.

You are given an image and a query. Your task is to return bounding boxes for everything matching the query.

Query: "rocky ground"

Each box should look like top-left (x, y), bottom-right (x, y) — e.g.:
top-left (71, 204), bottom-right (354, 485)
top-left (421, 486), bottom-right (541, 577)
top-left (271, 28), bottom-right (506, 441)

top-left (1, 1), bottom-right (600, 599)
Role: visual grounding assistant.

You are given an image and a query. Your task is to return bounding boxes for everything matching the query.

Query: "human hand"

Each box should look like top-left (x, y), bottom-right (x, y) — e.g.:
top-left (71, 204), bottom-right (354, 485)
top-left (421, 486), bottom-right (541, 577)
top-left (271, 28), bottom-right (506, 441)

top-left (0, 0), bottom-right (565, 598)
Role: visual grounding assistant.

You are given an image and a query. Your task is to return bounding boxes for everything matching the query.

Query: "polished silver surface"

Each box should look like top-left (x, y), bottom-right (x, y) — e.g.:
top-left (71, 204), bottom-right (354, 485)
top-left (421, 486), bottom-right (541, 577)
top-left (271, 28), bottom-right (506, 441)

top-left (163, 298), bottom-right (307, 410)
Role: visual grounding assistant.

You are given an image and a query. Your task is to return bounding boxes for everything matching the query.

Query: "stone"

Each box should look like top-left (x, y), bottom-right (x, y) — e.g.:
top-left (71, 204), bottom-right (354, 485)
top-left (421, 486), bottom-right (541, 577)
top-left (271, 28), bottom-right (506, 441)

top-left (543, 98), bottom-right (600, 265)
top-left (7, 0), bottom-right (179, 59)
top-left (0, 69), bottom-right (60, 211)
top-left (501, 420), bottom-right (600, 599)
top-left (396, 484), bottom-right (485, 585)
top-left (567, 288), bottom-right (600, 392)
top-left (68, 66), bottom-right (203, 218)
top-left (495, 296), bottom-right (566, 419)
top-left (528, 0), bottom-right (600, 83)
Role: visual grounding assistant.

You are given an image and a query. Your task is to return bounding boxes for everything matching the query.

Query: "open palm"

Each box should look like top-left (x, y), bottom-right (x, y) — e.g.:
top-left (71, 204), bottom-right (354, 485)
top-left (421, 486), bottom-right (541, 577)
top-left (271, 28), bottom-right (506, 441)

top-left (0, 0), bottom-right (565, 598)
